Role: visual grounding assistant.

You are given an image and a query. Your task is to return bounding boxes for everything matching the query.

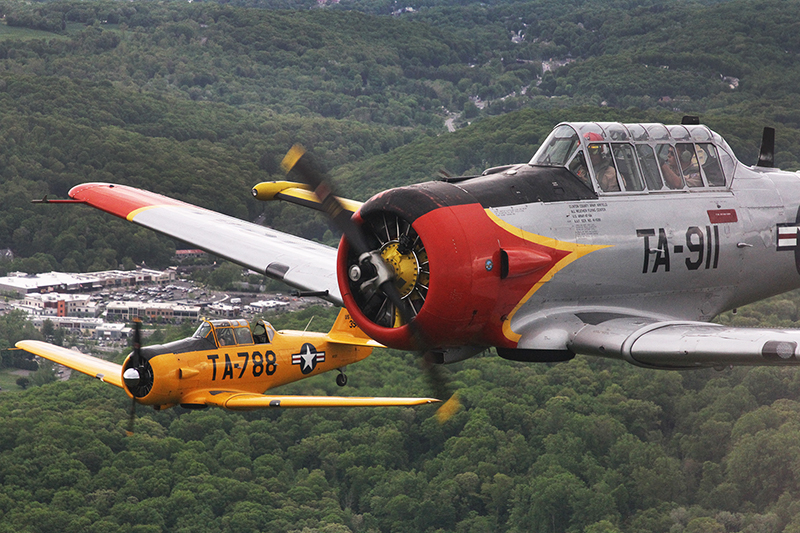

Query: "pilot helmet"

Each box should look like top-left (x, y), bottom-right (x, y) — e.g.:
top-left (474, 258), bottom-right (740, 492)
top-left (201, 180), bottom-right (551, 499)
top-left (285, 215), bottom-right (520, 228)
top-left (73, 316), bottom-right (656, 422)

top-left (584, 132), bottom-right (605, 155)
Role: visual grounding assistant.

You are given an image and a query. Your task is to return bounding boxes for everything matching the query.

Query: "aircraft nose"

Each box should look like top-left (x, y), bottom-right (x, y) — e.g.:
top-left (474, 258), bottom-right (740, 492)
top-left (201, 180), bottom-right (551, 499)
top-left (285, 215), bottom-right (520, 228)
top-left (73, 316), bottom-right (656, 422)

top-left (123, 367), bottom-right (140, 387)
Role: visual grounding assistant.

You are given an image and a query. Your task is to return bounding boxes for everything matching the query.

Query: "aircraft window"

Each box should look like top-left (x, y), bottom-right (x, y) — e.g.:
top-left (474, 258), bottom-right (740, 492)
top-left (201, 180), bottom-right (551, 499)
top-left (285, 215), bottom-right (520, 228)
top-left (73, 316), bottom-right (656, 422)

top-left (627, 124), bottom-right (649, 141)
top-left (577, 123), bottom-right (605, 141)
top-left (646, 124), bottom-right (670, 141)
top-left (697, 143), bottom-right (726, 186)
top-left (217, 327), bottom-right (235, 347)
top-left (234, 327), bottom-right (254, 345)
top-left (656, 144), bottom-right (684, 189)
top-left (685, 125), bottom-right (712, 142)
top-left (252, 320), bottom-right (276, 344)
top-left (603, 124), bottom-right (630, 141)
top-left (713, 137), bottom-right (737, 180)
top-left (568, 150), bottom-right (593, 190)
top-left (193, 322), bottom-right (212, 340)
top-left (667, 125), bottom-right (691, 141)
top-left (530, 125), bottom-right (579, 167)
top-left (611, 144), bottom-right (644, 191)
top-left (676, 143), bottom-right (703, 187)
top-left (636, 145), bottom-right (664, 190)
top-left (588, 143), bottom-right (621, 192)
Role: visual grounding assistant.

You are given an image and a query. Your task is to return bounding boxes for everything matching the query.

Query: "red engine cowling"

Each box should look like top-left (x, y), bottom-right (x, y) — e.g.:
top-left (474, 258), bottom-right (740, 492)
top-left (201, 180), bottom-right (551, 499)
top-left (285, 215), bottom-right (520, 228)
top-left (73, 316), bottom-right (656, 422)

top-left (337, 182), bottom-right (566, 351)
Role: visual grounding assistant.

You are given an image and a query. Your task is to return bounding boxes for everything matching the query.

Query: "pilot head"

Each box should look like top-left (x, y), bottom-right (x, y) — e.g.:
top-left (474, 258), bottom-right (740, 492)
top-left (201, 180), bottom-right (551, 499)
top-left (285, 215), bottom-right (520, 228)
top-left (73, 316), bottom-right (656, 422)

top-left (584, 132), bottom-right (608, 162)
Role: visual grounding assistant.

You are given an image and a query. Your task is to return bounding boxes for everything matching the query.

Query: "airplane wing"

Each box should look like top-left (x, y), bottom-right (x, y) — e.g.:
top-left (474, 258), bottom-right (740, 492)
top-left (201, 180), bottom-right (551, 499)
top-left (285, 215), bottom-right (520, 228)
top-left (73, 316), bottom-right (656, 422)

top-left (16, 340), bottom-right (124, 388)
top-left (180, 390), bottom-right (439, 410)
top-left (567, 316), bottom-right (800, 369)
top-left (67, 183), bottom-right (342, 305)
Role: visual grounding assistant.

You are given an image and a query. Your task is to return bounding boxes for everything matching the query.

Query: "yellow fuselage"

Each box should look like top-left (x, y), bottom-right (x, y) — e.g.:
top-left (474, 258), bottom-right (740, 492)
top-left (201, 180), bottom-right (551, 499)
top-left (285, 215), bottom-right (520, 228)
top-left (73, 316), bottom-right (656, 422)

top-left (131, 330), bottom-right (372, 409)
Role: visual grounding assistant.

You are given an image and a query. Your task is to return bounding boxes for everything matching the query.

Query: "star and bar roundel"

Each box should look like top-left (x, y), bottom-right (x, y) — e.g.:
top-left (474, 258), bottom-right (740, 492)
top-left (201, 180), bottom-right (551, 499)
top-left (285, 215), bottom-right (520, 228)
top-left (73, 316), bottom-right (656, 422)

top-left (776, 207), bottom-right (800, 275)
top-left (292, 343), bottom-right (326, 374)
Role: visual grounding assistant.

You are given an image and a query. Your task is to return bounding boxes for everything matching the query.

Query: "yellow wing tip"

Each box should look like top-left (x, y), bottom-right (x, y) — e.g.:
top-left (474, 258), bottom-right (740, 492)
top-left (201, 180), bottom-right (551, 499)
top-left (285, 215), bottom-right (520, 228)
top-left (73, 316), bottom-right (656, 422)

top-left (281, 144), bottom-right (306, 173)
top-left (435, 393), bottom-right (462, 423)
top-left (252, 181), bottom-right (312, 201)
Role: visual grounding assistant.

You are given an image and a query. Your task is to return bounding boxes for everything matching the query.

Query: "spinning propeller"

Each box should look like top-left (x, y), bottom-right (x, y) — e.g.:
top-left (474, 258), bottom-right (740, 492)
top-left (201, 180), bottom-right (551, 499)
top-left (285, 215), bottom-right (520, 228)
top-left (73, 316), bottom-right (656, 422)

top-left (122, 318), bottom-right (152, 435)
top-left (281, 145), bottom-right (460, 420)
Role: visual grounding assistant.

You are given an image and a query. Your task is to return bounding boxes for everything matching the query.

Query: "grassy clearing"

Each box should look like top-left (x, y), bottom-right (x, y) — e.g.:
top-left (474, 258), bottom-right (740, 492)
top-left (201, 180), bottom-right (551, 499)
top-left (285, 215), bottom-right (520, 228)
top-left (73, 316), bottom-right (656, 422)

top-left (0, 21), bottom-right (90, 41)
top-left (0, 367), bottom-right (31, 392)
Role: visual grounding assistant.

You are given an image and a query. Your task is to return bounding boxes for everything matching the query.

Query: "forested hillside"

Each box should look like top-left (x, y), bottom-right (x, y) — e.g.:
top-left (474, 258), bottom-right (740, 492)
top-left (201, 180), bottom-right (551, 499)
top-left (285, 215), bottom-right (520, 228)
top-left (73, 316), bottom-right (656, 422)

top-left (5, 0), bottom-right (800, 274)
top-left (5, 299), bottom-right (800, 533)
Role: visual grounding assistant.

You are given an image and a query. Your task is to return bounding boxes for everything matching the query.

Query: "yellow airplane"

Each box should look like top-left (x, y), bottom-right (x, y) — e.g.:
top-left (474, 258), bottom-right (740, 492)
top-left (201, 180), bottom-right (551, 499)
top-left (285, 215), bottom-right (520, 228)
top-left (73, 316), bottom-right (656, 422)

top-left (16, 308), bottom-right (438, 411)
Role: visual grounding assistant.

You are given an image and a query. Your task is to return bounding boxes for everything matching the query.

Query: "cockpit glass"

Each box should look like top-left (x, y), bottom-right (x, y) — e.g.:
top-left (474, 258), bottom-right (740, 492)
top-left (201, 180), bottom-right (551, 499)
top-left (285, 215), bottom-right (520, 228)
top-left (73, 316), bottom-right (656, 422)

top-left (602, 123), bottom-right (630, 141)
top-left (531, 121), bottom-right (734, 193)
top-left (611, 144), bottom-right (644, 191)
top-left (685, 125), bottom-right (712, 142)
top-left (697, 143), bottom-right (726, 186)
top-left (567, 150), bottom-right (593, 190)
top-left (530, 125), bottom-right (579, 167)
top-left (193, 322), bottom-right (212, 340)
top-left (677, 143), bottom-right (703, 187)
top-left (627, 124), bottom-right (649, 142)
top-left (667, 125), bottom-right (691, 140)
top-left (645, 124), bottom-right (670, 141)
top-left (217, 327), bottom-right (235, 347)
top-left (234, 327), bottom-right (254, 345)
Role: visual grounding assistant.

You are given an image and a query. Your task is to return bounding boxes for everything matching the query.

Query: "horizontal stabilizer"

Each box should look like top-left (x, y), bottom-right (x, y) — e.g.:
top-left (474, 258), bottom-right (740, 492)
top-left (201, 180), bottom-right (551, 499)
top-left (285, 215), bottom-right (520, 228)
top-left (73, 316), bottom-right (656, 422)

top-left (16, 340), bottom-right (123, 388)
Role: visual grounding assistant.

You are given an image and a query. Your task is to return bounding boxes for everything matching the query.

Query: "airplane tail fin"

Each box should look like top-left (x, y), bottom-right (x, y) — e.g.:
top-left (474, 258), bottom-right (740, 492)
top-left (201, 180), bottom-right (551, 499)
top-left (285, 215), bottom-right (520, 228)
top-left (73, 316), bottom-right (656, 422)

top-left (327, 308), bottom-right (383, 347)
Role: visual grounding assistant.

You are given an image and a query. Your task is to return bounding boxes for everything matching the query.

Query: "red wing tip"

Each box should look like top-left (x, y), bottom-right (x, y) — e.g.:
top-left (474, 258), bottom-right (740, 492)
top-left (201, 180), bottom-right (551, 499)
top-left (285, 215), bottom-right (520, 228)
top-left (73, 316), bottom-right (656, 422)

top-left (68, 182), bottom-right (116, 197)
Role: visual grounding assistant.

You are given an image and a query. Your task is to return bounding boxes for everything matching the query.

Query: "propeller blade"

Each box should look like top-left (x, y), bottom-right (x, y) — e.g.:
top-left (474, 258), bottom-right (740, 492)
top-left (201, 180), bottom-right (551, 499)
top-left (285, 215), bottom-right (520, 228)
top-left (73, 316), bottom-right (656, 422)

top-left (126, 398), bottom-right (136, 436)
top-left (281, 145), bottom-right (459, 418)
top-left (130, 318), bottom-right (142, 367)
top-left (282, 145), bottom-right (371, 255)
top-left (125, 318), bottom-right (143, 436)
top-left (422, 351), bottom-right (461, 422)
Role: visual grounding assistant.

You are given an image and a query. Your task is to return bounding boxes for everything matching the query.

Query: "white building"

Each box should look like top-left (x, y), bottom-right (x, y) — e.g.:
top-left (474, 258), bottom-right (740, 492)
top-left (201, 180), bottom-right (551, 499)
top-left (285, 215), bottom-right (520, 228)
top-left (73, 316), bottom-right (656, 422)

top-left (0, 268), bottom-right (177, 297)
top-left (106, 301), bottom-right (201, 322)
top-left (21, 293), bottom-right (99, 318)
top-left (248, 300), bottom-right (290, 312)
top-left (29, 316), bottom-right (105, 337)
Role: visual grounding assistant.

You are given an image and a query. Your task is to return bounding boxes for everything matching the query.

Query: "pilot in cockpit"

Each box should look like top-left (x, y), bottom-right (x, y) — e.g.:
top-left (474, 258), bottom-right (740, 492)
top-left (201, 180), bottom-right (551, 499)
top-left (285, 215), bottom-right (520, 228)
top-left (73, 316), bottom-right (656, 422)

top-left (659, 146), bottom-right (684, 189)
top-left (587, 141), bottom-right (620, 192)
top-left (252, 320), bottom-right (276, 344)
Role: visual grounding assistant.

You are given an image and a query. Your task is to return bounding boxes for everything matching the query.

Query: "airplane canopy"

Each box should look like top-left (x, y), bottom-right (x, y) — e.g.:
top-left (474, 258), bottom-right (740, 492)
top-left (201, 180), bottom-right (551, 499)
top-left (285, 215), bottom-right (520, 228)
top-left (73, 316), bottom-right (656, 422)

top-left (530, 122), bottom-right (738, 194)
top-left (192, 318), bottom-right (276, 348)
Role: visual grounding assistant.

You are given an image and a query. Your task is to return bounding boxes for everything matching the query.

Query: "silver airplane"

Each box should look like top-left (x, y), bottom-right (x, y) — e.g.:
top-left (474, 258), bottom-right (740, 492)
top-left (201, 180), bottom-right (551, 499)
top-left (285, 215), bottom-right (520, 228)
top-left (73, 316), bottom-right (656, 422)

top-left (58, 117), bottom-right (800, 371)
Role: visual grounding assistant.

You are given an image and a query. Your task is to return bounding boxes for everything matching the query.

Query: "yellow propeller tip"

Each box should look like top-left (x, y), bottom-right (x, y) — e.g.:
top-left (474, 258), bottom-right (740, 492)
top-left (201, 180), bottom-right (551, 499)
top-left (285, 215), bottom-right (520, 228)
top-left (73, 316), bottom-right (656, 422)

top-left (435, 393), bottom-right (461, 423)
top-left (281, 144), bottom-right (306, 173)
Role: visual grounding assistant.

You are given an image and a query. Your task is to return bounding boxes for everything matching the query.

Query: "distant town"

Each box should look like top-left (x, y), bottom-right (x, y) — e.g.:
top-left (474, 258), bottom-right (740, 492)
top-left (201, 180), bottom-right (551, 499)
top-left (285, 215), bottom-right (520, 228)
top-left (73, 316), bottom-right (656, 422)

top-left (0, 252), bottom-right (324, 348)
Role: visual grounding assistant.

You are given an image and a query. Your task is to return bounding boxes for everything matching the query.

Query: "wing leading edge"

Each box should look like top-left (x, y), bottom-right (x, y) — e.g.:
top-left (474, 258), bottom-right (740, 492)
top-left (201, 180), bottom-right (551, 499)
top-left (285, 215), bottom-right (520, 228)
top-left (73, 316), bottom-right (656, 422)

top-left (68, 183), bottom-right (342, 305)
top-left (16, 340), bottom-right (124, 388)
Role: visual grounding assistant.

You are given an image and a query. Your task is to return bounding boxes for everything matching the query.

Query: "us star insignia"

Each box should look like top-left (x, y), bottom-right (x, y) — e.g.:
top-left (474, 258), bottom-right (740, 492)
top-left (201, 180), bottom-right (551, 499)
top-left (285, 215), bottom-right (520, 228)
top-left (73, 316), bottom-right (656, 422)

top-left (291, 343), bottom-right (326, 374)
